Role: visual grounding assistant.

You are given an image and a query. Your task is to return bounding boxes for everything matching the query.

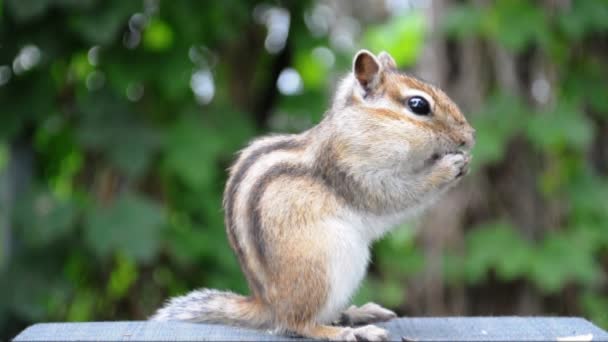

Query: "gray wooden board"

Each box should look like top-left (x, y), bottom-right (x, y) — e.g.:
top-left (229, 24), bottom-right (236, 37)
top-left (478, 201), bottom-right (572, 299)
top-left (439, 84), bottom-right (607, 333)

top-left (13, 317), bottom-right (608, 341)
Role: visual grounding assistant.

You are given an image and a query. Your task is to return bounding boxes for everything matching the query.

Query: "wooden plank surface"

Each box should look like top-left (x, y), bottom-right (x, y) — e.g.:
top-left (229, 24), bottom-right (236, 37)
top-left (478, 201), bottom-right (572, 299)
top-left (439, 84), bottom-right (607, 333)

top-left (14, 317), bottom-right (608, 341)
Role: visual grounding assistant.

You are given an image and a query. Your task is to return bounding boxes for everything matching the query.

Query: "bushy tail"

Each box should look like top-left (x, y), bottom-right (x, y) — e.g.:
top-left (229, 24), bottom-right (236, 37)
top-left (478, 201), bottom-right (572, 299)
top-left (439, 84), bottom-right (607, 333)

top-left (150, 289), bottom-right (271, 329)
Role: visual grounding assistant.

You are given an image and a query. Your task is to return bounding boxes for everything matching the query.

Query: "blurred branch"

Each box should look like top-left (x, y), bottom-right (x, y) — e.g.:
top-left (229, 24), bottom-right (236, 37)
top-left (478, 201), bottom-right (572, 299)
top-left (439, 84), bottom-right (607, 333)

top-left (0, 127), bottom-right (35, 271)
top-left (252, 42), bottom-right (292, 130)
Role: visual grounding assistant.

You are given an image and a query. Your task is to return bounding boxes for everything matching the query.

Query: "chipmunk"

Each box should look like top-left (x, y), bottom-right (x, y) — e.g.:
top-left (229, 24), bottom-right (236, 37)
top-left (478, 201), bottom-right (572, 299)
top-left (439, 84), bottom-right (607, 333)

top-left (151, 50), bottom-right (475, 341)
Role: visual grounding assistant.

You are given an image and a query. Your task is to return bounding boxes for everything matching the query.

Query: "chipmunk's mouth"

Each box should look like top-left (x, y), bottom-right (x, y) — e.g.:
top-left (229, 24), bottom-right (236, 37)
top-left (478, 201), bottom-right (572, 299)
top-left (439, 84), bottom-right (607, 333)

top-left (428, 150), bottom-right (463, 163)
top-left (416, 149), bottom-right (471, 174)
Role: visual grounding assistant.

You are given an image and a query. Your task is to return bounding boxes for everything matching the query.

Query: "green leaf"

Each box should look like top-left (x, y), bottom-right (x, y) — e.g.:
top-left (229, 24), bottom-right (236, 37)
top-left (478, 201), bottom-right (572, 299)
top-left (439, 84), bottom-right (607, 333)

top-left (491, 2), bottom-right (549, 52)
top-left (529, 231), bottom-right (599, 293)
top-left (471, 94), bottom-right (527, 166)
top-left (166, 218), bottom-right (219, 266)
top-left (15, 189), bottom-right (78, 247)
top-left (6, 0), bottom-right (51, 22)
top-left (69, 52), bottom-right (94, 81)
top-left (0, 143), bottom-right (8, 174)
top-left (363, 12), bottom-right (425, 67)
top-left (563, 61), bottom-right (608, 116)
top-left (568, 172), bottom-right (608, 221)
top-left (164, 115), bottom-right (224, 189)
top-left (442, 4), bottom-right (483, 39)
top-left (465, 222), bottom-right (532, 283)
top-left (143, 18), bottom-right (174, 51)
top-left (374, 224), bottom-right (424, 278)
top-left (84, 194), bottom-right (165, 262)
top-left (107, 253), bottom-right (138, 299)
top-left (54, 0), bottom-right (97, 10)
top-left (152, 48), bottom-right (192, 101)
top-left (526, 101), bottom-right (593, 152)
top-left (3, 258), bottom-right (70, 321)
top-left (558, 1), bottom-right (608, 39)
top-left (70, 2), bottom-right (139, 45)
top-left (377, 280), bottom-right (406, 308)
top-left (77, 93), bottom-right (162, 178)
top-left (295, 50), bottom-right (329, 90)
top-left (581, 292), bottom-right (608, 330)
top-left (67, 290), bottom-right (96, 322)
top-left (0, 76), bottom-right (55, 140)
top-left (352, 278), bottom-right (405, 309)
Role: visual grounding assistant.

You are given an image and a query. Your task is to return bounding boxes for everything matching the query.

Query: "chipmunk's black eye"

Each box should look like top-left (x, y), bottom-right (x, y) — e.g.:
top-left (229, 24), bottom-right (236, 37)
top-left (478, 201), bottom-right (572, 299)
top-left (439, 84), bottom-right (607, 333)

top-left (407, 96), bottom-right (431, 115)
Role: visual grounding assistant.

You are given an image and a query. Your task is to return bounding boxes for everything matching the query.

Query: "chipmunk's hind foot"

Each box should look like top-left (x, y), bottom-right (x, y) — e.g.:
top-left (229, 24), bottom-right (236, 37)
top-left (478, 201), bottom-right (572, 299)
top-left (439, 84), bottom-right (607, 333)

top-left (339, 302), bottom-right (397, 326)
top-left (338, 325), bottom-right (390, 341)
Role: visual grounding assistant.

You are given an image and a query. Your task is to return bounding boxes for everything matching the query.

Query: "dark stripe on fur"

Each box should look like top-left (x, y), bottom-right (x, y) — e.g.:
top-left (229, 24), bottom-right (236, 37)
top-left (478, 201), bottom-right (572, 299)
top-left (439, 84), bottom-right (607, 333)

top-left (248, 163), bottom-right (309, 266)
top-left (247, 144), bottom-right (392, 268)
top-left (311, 141), bottom-right (387, 214)
top-left (244, 137), bottom-right (403, 269)
top-left (224, 139), bottom-right (304, 297)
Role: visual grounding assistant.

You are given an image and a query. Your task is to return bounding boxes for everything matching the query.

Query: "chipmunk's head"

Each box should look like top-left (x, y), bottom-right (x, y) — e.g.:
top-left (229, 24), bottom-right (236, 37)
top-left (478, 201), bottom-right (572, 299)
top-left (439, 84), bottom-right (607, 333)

top-left (329, 49), bottom-right (475, 176)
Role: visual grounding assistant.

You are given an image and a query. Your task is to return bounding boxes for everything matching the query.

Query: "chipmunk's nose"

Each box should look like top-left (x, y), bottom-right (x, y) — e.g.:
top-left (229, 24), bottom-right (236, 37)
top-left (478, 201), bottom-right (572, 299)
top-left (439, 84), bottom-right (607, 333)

top-left (458, 128), bottom-right (476, 149)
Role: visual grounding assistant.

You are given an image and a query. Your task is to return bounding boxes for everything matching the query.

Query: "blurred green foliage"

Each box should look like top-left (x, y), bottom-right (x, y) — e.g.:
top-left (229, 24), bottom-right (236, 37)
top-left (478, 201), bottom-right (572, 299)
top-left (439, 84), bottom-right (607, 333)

top-left (440, 0), bottom-right (608, 329)
top-left (1, 0), bottom-right (607, 339)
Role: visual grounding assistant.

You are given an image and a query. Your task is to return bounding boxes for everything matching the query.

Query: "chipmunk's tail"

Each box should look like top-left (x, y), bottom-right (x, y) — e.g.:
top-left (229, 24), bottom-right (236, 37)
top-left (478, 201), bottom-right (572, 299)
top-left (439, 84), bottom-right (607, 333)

top-left (150, 289), bottom-right (271, 329)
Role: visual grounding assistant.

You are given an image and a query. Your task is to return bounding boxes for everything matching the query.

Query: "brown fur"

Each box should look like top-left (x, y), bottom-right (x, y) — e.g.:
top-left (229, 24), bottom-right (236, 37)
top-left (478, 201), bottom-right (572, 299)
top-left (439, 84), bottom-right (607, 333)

top-left (223, 138), bottom-right (305, 297)
top-left (257, 174), bottom-right (340, 330)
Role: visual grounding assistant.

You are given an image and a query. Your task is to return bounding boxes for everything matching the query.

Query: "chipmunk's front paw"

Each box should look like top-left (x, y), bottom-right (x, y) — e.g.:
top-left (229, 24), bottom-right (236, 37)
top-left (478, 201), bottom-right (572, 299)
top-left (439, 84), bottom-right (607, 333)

top-left (436, 152), bottom-right (470, 183)
top-left (338, 325), bottom-right (389, 341)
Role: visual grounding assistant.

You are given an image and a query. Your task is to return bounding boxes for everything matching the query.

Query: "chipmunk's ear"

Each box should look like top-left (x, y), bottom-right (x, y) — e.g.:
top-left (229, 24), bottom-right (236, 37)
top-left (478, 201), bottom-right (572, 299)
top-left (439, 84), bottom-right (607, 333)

top-left (353, 49), bottom-right (382, 92)
top-left (378, 51), bottom-right (397, 70)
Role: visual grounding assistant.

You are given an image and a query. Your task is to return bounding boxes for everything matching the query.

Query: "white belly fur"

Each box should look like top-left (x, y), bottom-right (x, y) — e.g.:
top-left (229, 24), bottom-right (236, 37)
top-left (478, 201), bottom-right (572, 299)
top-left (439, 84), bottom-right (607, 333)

top-left (315, 216), bottom-right (369, 323)
top-left (314, 210), bottom-right (409, 324)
